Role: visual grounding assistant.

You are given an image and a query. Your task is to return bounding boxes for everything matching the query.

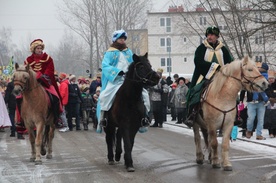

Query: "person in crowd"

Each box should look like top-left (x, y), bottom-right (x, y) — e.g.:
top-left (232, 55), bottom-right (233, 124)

top-left (265, 75), bottom-right (276, 138)
top-left (58, 72), bottom-right (70, 132)
top-left (168, 83), bottom-right (177, 121)
top-left (4, 80), bottom-right (16, 137)
top-left (166, 76), bottom-right (173, 86)
top-left (93, 87), bottom-right (100, 104)
top-left (173, 74), bottom-right (179, 84)
top-left (67, 75), bottom-right (83, 131)
top-left (0, 91), bottom-right (11, 130)
top-left (252, 62), bottom-right (270, 105)
top-left (184, 26), bottom-right (233, 128)
top-left (22, 39), bottom-right (62, 126)
top-left (170, 77), bottom-right (189, 124)
top-left (78, 78), bottom-right (89, 93)
top-left (161, 75), bottom-right (169, 122)
top-left (96, 29), bottom-right (151, 133)
top-left (150, 68), bottom-right (169, 128)
top-left (89, 73), bottom-right (102, 95)
top-left (81, 87), bottom-right (96, 130)
top-left (240, 89), bottom-right (267, 140)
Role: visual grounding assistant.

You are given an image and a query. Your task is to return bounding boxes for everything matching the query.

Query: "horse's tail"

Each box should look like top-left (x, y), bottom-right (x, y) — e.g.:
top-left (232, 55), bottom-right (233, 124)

top-left (40, 125), bottom-right (50, 156)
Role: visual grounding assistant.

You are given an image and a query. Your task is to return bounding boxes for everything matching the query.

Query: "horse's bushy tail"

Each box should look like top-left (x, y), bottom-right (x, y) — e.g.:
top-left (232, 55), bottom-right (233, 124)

top-left (40, 125), bottom-right (50, 156)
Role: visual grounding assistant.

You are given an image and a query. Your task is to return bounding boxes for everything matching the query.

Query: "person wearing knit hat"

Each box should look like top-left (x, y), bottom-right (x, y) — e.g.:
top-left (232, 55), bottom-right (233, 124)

top-left (96, 29), bottom-right (151, 133)
top-left (23, 39), bottom-right (62, 127)
top-left (184, 26), bottom-right (233, 128)
top-left (67, 74), bottom-right (83, 131)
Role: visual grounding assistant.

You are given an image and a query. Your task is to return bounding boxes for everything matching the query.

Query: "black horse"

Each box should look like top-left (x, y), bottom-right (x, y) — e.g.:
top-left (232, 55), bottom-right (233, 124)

top-left (104, 53), bottom-right (160, 172)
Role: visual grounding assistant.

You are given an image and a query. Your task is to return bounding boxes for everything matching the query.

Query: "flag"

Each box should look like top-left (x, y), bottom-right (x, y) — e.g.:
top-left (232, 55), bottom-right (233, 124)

top-left (6, 56), bottom-right (14, 75)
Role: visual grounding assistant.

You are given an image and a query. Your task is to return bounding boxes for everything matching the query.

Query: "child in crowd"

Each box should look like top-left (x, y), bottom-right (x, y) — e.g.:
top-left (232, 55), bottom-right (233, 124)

top-left (81, 87), bottom-right (96, 130)
top-left (252, 62), bottom-right (269, 106)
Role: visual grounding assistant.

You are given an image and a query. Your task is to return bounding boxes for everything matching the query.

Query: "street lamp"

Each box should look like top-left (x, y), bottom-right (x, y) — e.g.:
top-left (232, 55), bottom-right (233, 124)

top-left (167, 37), bottom-right (171, 77)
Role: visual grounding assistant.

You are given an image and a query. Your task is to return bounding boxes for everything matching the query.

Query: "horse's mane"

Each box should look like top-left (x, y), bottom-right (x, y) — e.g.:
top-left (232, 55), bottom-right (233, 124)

top-left (209, 59), bottom-right (241, 94)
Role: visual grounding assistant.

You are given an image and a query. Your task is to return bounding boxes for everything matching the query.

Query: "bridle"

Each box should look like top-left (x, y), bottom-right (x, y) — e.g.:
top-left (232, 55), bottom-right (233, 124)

top-left (126, 62), bottom-right (157, 85)
top-left (226, 63), bottom-right (264, 92)
top-left (13, 69), bottom-right (40, 92)
top-left (202, 62), bottom-right (263, 130)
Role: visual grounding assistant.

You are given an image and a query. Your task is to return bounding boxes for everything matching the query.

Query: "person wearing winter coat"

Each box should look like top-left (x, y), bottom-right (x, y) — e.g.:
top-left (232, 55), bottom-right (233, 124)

top-left (170, 77), bottom-right (189, 124)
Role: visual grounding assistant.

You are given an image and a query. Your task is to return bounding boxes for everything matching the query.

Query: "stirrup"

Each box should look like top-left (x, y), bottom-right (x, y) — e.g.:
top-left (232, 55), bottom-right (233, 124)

top-left (100, 118), bottom-right (107, 128)
top-left (141, 117), bottom-right (150, 127)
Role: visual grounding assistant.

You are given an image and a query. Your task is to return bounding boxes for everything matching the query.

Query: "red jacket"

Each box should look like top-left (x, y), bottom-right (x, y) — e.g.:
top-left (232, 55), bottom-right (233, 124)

top-left (24, 52), bottom-right (61, 99)
top-left (59, 79), bottom-right (69, 106)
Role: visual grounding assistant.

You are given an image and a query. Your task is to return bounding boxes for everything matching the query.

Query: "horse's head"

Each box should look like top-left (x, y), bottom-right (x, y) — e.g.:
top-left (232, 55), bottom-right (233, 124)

top-left (13, 63), bottom-right (32, 96)
top-left (129, 53), bottom-right (160, 86)
top-left (240, 56), bottom-right (268, 92)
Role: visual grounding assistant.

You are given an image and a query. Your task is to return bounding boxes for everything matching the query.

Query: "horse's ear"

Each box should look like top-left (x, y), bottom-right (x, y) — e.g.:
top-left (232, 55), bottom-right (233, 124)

top-left (133, 54), bottom-right (139, 63)
top-left (243, 55), bottom-right (249, 65)
top-left (144, 52), bottom-right (148, 59)
top-left (26, 64), bottom-right (30, 71)
top-left (15, 63), bottom-right (19, 70)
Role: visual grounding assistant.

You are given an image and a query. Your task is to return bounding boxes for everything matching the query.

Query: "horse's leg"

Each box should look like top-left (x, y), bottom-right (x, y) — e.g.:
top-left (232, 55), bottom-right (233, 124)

top-left (46, 124), bottom-right (55, 159)
top-left (209, 128), bottom-right (220, 168)
top-left (28, 126), bottom-right (36, 162)
top-left (105, 126), bottom-right (115, 165)
top-left (115, 128), bottom-right (122, 162)
top-left (34, 123), bottom-right (44, 165)
top-left (221, 124), bottom-right (233, 171)
top-left (201, 128), bottom-right (210, 163)
top-left (122, 128), bottom-right (136, 172)
top-left (193, 123), bottom-right (204, 164)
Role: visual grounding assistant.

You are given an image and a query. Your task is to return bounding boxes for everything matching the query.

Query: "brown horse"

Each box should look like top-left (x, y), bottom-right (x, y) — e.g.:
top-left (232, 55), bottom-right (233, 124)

top-left (13, 63), bottom-right (55, 165)
top-left (193, 56), bottom-right (268, 171)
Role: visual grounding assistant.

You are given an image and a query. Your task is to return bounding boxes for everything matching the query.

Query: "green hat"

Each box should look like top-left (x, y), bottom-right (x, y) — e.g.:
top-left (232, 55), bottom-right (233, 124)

top-left (205, 26), bottom-right (220, 37)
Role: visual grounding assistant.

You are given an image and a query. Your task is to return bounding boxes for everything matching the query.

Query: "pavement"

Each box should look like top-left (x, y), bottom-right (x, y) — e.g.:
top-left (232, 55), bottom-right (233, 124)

top-left (163, 116), bottom-right (276, 148)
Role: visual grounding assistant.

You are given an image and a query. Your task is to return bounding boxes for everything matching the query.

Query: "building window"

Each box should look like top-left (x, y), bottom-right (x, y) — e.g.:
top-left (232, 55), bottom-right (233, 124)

top-left (200, 17), bottom-right (206, 25)
top-left (167, 57), bottom-right (172, 72)
top-left (166, 37), bottom-right (171, 52)
top-left (255, 56), bottom-right (262, 62)
top-left (183, 37), bottom-right (187, 43)
top-left (161, 58), bottom-right (165, 66)
top-left (255, 34), bottom-right (263, 44)
top-left (160, 38), bottom-right (165, 47)
top-left (184, 58), bottom-right (187, 62)
top-left (166, 18), bottom-right (171, 32)
top-left (160, 18), bottom-right (165, 27)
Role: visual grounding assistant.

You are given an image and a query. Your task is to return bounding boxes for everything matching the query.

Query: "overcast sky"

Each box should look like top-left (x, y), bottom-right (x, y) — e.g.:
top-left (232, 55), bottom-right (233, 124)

top-left (0, 0), bottom-right (183, 47)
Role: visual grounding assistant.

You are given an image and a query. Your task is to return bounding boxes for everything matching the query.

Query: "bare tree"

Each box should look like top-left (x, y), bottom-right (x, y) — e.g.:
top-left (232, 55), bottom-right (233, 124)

top-left (57, 0), bottom-right (149, 77)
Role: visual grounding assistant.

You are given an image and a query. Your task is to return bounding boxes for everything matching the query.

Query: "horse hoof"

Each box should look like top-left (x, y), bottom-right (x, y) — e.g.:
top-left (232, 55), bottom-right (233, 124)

top-left (35, 160), bottom-right (42, 165)
top-left (196, 159), bottom-right (204, 165)
top-left (46, 154), bottom-right (52, 159)
top-left (108, 160), bottom-right (115, 165)
top-left (212, 164), bottom-right (221, 169)
top-left (41, 149), bottom-right (46, 156)
top-left (126, 167), bottom-right (135, 172)
top-left (30, 157), bottom-right (35, 162)
top-left (223, 166), bottom-right (233, 171)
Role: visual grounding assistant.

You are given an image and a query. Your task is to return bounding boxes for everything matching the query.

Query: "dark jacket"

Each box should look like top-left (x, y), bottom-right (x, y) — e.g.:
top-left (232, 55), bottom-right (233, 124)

top-left (81, 93), bottom-right (96, 110)
top-left (4, 81), bottom-right (16, 110)
top-left (89, 80), bottom-right (101, 95)
top-left (68, 83), bottom-right (83, 104)
top-left (240, 90), bottom-right (265, 102)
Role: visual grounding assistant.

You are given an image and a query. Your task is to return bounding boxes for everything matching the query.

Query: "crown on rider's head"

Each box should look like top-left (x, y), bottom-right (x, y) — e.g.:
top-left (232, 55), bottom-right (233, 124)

top-left (30, 39), bottom-right (44, 52)
top-left (157, 68), bottom-right (163, 73)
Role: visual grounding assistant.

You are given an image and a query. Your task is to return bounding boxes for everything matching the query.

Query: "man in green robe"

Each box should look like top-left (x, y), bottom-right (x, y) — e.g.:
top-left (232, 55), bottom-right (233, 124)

top-left (184, 26), bottom-right (233, 128)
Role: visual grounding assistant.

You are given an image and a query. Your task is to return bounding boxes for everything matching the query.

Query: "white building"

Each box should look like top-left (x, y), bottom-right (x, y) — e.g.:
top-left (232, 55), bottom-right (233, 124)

top-left (147, 5), bottom-right (276, 77)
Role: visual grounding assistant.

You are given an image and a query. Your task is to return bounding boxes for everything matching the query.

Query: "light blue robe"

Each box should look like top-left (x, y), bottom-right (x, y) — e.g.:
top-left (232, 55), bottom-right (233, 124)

top-left (96, 47), bottom-right (150, 133)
